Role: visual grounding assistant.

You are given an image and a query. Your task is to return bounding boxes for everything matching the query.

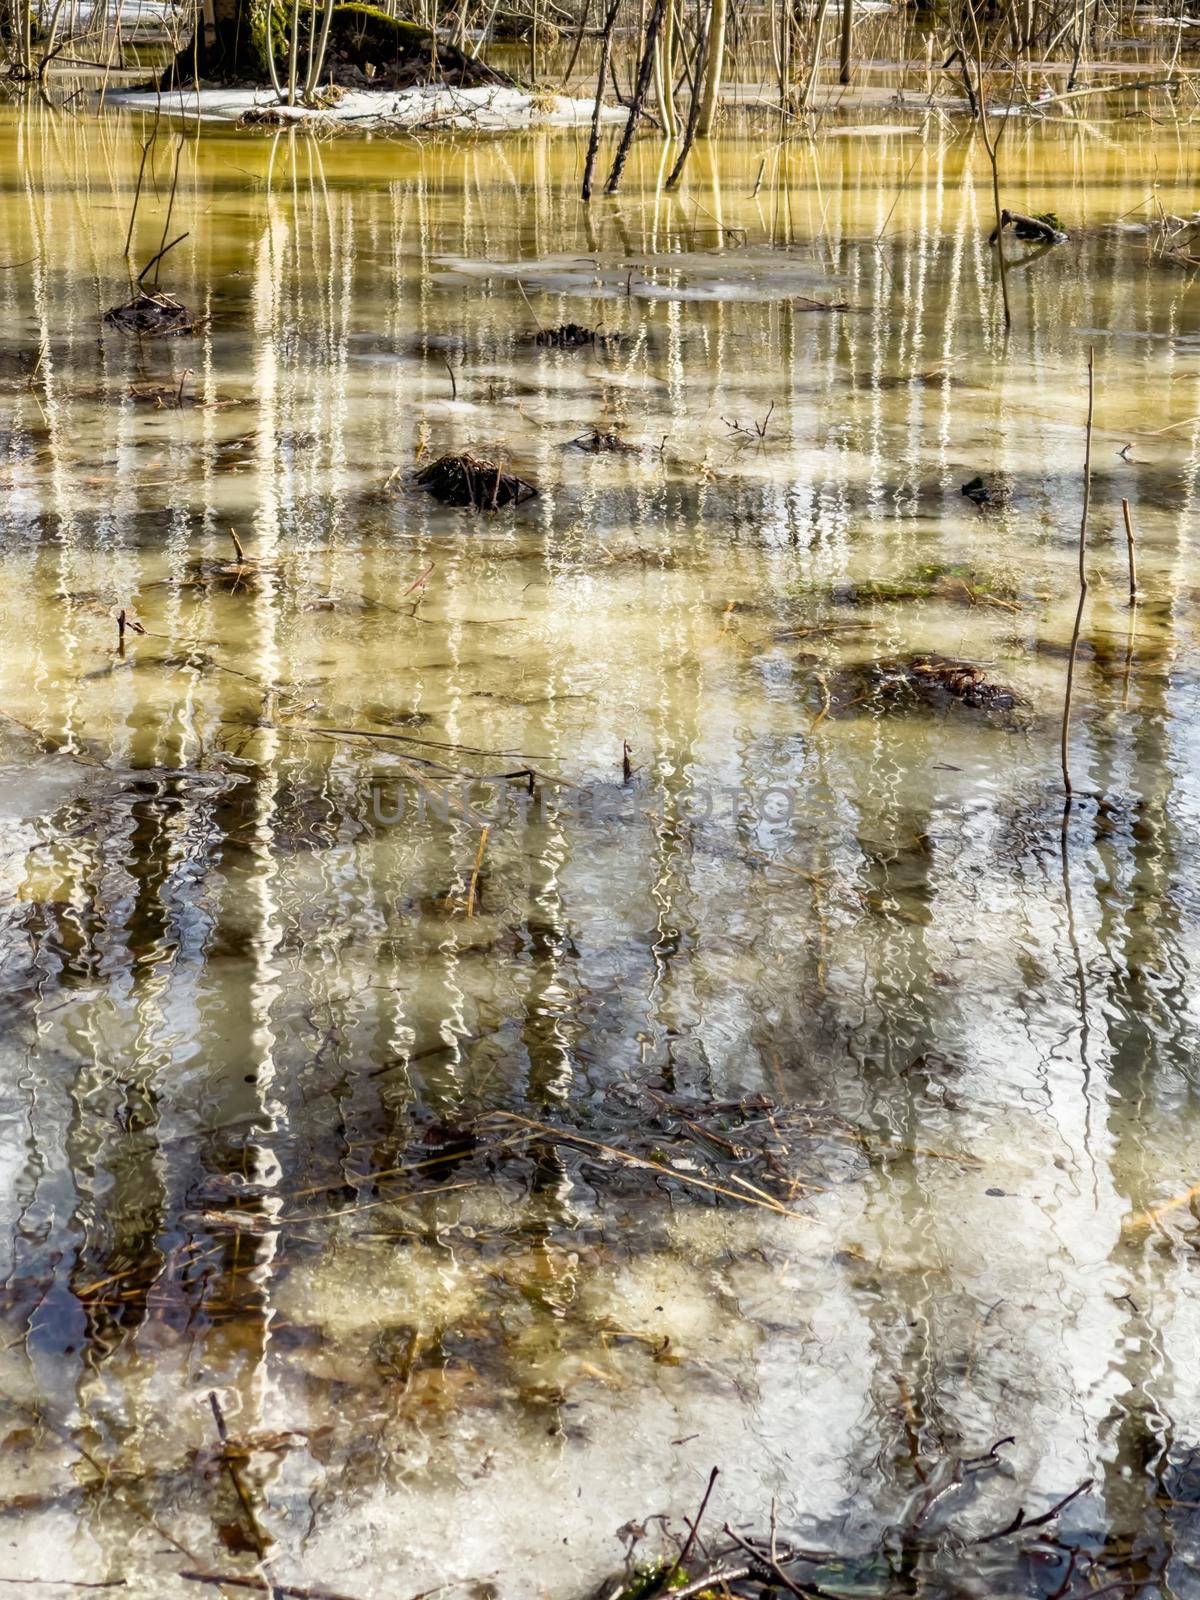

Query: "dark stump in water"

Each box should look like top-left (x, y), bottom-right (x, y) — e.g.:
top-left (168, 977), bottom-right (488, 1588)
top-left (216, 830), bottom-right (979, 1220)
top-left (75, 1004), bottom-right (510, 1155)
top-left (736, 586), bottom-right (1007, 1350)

top-left (103, 292), bottom-right (200, 338)
top-left (989, 208), bottom-right (1068, 246)
top-left (904, 655), bottom-right (1019, 710)
top-left (961, 473), bottom-right (1013, 508)
top-left (828, 655), bottom-right (1021, 716)
top-left (535, 323), bottom-right (619, 350)
top-left (414, 452), bottom-right (538, 510)
top-left (567, 428), bottom-right (638, 454)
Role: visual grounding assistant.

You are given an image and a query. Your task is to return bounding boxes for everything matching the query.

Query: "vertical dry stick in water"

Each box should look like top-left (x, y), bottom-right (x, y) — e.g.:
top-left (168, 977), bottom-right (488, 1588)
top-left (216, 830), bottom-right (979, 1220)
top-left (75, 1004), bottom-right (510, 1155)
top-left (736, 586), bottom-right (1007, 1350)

top-left (583, 0), bottom-right (623, 200)
top-left (1121, 497), bottom-right (1138, 602)
top-left (208, 1392), bottom-right (270, 1564)
top-left (465, 826), bottom-right (489, 917)
top-left (968, 10), bottom-right (1011, 330)
top-left (124, 126), bottom-right (157, 263)
top-left (1061, 347), bottom-right (1095, 804)
top-left (152, 135), bottom-right (186, 290)
top-left (1120, 494), bottom-right (1138, 709)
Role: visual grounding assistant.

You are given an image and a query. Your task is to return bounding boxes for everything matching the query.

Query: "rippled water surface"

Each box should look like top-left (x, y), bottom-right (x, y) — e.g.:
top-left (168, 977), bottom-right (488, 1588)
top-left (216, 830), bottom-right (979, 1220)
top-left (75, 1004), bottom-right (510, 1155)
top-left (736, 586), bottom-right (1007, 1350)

top-left (1, 101), bottom-right (1200, 1599)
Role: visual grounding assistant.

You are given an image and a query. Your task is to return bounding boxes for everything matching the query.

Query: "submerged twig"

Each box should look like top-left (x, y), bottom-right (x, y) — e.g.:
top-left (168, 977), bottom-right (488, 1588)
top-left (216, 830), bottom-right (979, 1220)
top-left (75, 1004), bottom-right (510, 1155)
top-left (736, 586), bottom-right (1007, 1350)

top-left (179, 1575), bottom-right (367, 1600)
top-left (208, 1392), bottom-right (271, 1564)
top-left (0, 1392), bottom-right (201, 1564)
top-left (974, 1478), bottom-right (1094, 1544)
top-left (486, 1111), bottom-right (809, 1218)
top-left (721, 1525), bottom-right (807, 1600)
top-left (1122, 1179), bottom-right (1200, 1234)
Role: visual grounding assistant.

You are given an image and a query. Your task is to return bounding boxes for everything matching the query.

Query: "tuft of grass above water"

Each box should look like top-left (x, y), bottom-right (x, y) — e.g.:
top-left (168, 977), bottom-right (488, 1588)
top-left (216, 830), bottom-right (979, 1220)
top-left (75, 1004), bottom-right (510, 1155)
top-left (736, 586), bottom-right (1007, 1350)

top-left (609, 1562), bottom-right (695, 1600)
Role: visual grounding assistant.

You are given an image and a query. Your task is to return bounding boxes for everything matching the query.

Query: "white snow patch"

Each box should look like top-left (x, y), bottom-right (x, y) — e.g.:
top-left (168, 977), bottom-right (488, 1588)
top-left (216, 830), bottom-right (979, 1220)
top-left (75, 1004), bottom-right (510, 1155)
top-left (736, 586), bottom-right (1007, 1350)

top-left (106, 84), bottom-right (628, 132)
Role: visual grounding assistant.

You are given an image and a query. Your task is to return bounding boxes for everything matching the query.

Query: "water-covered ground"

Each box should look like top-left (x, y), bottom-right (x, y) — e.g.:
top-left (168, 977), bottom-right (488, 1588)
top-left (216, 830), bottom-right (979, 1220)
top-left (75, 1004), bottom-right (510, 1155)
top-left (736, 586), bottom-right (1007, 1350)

top-left (0, 101), bottom-right (1199, 1599)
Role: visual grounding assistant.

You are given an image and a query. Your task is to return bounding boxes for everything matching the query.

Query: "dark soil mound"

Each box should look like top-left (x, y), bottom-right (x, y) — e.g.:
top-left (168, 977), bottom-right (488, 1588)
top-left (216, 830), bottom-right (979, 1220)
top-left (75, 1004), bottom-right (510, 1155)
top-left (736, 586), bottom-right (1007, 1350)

top-left (414, 452), bottom-right (537, 510)
top-left (825, 654), bottom-right (1021, 718)
top-left (567, 428), bottom-right (638, 454)
top-left (535, 324), bottom-right (619, 350)
top-left (103, 292), bottom-right (199, 339)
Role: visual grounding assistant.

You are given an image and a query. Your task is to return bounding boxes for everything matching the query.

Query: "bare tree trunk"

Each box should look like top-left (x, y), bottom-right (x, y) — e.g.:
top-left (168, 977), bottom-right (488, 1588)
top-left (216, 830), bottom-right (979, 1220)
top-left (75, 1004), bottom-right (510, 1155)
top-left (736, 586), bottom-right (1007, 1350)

top-left (697, 0), bottom-right (726, 135)
top-left (799, 0), bottom-right (830, 108)
top-left (655, 0), bottom-right (678, 136)
top-left (665, 0), bottom-right (710, 185)
top-left (286, 0), bottom-right (301, 101)
top-left (582, 0), bottom-right (622, 198)
top-left (1067, 0), bottom-right (1087, 89)
top-left (559, 0), bottom-right (593, 87)
top-left (303, 0), bottom-right (338, 100)
top-left (605, 0), bottom-right (667, 190)
top-left (838, 0), bottom-right (852, 84)
top-left (160, 0), bottom-right (273, 85)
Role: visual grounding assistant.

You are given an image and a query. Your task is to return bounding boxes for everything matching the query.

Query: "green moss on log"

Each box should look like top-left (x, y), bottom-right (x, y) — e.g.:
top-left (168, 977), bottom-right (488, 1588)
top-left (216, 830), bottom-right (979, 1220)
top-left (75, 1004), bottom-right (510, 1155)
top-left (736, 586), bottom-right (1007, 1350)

top-left (321, 3), bottom-right (509, 84)
top-left (327, 2), bottom-right (438, 56)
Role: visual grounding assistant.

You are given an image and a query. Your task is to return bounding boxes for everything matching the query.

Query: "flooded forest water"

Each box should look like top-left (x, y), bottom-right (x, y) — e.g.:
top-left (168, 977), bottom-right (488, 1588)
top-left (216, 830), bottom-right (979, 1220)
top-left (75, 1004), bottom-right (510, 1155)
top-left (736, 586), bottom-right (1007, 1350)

top-left (1, 100), bottom-right (1200, 1599)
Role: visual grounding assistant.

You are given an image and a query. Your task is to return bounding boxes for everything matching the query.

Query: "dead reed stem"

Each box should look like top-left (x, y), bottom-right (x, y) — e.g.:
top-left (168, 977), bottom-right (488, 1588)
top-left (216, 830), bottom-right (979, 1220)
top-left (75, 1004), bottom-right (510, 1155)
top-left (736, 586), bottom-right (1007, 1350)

top-left (152, 135), bottom-right (186, 290)
top-left (123, 127), bottom-right (157, 263)
top-left (208, 1391), bottom-right (271, 1564)
top-left (1121, 497), bottom-right (1138, 602)
top-left (1061, 346), bottom-right (1094, 803)
top-left (968, 13), bottom-right (1012, 330)
top-left (465, 824), bottom-right (489, 916)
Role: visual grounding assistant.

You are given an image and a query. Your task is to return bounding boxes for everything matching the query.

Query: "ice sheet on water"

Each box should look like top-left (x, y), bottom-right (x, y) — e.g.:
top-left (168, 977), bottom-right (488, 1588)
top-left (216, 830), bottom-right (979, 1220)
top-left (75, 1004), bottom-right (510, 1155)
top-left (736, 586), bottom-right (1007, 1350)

top-left (434, 249), bottom-right (847, 304)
